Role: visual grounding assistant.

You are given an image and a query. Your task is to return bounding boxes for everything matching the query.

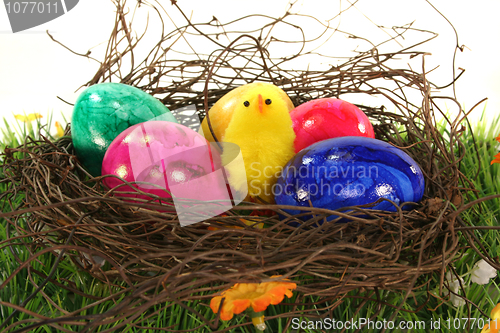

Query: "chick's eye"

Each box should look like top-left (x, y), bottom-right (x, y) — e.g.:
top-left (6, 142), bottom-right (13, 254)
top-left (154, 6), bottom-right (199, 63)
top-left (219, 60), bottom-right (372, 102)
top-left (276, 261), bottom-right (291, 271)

top-left (265, 99), bottom-right (272, 105)
top-left (243, 101), bottom-right (250, 107)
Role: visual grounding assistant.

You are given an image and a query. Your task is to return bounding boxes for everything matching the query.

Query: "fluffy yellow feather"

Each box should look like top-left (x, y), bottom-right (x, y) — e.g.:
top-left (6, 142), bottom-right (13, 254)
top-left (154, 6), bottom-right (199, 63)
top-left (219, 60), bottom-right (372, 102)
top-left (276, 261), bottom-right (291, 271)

top-left (200, 82), bottom-right (294, 142)
top-left (217, 83), bottom-right (296, 203)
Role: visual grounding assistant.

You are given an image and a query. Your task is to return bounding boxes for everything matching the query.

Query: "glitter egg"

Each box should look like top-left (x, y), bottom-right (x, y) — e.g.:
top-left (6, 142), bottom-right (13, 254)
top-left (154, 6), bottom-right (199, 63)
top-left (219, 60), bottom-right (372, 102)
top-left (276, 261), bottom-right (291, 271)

top-left (72, 83), bottom-right (177, 176)
top-left (275, 136), bottom-right (424, 222)
top-left (101, 121), bottom-right (225, 202)
top-left (291, 98), bottom-right (374, 153)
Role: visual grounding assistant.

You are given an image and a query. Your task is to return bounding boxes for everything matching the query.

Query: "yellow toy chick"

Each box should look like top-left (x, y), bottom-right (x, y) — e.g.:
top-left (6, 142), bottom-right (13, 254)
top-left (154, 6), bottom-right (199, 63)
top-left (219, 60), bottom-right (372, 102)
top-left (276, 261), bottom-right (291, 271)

top-left (201, 82), bottom-right (296, 203)
top-left (200, 82), bottom-right (294, 142)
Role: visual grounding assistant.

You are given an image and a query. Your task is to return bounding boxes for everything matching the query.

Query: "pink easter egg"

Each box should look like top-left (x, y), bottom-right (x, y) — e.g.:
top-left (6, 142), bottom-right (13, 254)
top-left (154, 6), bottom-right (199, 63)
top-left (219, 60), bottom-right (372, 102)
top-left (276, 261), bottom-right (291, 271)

top-left (291, 98), bottom-right (375, 153)
top-left (101, 121), bottom-right (226, 203)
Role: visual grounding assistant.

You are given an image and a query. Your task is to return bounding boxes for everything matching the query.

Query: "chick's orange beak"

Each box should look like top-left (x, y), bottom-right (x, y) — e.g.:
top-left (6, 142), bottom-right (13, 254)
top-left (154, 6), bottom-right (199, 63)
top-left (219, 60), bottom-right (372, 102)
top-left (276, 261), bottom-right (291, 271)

top-left (258, 94), bottom-right (263, 113)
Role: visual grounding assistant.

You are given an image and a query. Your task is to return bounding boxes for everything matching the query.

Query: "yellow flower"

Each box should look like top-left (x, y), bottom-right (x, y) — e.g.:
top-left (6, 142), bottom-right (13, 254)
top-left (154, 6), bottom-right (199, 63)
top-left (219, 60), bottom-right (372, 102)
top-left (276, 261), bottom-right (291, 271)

top-left (210, 276), bottom-right (297, 321)
top-left (14, 113), bottom-right (43, 122)
top-left (55, 121), bottom-right (64, 138)
top-left (481, 303), bottom-right (500, 333)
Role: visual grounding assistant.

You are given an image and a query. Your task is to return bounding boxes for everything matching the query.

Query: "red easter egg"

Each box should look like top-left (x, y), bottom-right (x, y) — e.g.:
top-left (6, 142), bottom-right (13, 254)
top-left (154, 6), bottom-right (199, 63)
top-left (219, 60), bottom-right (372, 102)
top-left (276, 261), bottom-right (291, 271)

top-left (290, 98), bottom-right (375, 152)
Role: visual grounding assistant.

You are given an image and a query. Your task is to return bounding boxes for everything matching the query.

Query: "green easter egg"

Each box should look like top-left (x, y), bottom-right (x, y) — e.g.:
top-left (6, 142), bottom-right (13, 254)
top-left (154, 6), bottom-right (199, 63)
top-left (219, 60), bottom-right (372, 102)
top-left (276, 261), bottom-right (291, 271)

top-left (72, 82), bottom-right (178, 176)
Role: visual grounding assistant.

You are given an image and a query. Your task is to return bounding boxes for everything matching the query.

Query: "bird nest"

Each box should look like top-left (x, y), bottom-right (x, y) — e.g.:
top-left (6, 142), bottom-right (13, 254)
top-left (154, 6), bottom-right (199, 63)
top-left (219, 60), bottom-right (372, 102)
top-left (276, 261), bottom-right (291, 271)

top-left (0, 0), bottom-right (488, 331)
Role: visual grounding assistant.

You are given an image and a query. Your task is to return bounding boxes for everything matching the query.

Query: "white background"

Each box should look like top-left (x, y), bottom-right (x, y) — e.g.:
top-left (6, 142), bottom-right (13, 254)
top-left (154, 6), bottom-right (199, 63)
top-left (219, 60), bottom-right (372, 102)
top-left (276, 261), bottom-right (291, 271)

top-left (0, 0), bottom-right (499, 134)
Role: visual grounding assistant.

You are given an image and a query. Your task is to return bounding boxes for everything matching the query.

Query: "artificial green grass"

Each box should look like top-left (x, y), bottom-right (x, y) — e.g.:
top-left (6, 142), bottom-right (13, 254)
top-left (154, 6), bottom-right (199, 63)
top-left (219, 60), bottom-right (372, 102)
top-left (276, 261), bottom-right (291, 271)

top-left (1, 111), bottom-right (499, 332)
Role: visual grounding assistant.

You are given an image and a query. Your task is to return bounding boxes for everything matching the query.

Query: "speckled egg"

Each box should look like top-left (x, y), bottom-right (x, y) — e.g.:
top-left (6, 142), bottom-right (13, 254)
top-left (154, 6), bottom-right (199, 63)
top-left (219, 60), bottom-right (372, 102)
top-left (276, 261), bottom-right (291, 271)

top-left (275, 136), bottom-right (425, 222)
top-left (101, 121), bottom-right (226, 203)
top-left (72, 83), bottom-right (178, 176)
top-left (291, 98), bottom-right (375, 153)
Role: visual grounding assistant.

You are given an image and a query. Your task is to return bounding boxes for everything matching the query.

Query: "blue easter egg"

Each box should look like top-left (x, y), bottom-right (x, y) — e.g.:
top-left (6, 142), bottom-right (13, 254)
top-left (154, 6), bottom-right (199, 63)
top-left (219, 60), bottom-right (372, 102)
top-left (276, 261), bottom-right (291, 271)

top-left (274, 136), bottom-right (425, 221)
